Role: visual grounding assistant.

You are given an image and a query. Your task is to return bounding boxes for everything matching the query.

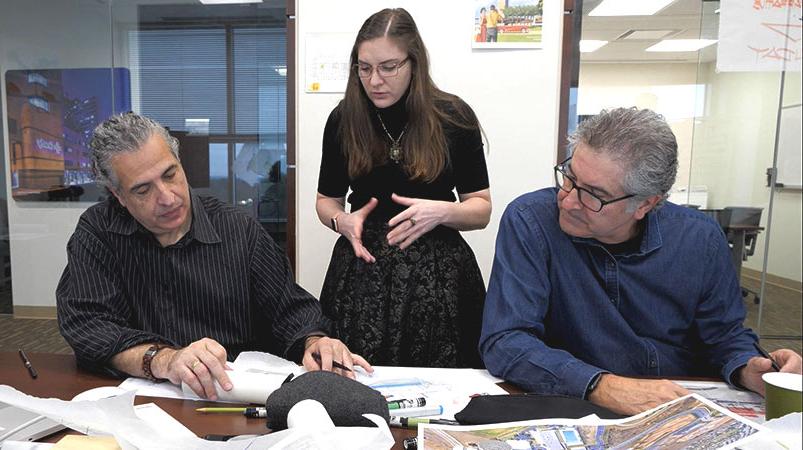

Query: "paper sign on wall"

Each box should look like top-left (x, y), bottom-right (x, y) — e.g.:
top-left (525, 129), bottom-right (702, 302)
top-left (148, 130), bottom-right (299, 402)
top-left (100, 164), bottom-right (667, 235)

top-left (717, 1), bottom-right (802, 72)
top-left (304, 33), bottom-right (354, 93)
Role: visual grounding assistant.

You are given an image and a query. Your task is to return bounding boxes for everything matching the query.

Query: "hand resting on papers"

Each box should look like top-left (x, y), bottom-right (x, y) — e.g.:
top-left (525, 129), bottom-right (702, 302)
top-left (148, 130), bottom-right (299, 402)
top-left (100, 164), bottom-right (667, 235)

top-left (588, 374), bottom-right (691, 416)
top-left (152, 337), bottom-right (233, 401)
top-left (302, 336), bottom-right (374, 379)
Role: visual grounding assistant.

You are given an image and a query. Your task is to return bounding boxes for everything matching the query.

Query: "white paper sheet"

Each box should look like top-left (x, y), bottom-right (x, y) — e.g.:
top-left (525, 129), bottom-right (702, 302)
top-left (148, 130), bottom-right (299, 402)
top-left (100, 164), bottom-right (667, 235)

top-left (180, 370), bottom-right (286, 405)
top-left (0, 442), bottom-right (55, 449)
top-left (133, 403), bottom-right (195, 439)
top-left (357, 366), bottom-right (508, 420)
top-left (0, 385), bottom-right (393, 450)
top-left (677, 379), bottom-right (766, 423)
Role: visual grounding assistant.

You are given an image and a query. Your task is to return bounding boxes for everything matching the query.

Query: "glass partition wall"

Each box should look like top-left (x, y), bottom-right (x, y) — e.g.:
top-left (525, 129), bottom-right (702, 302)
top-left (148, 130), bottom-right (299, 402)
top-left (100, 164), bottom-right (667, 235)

top-left (0, 0), bottom-right (291, 313)
top-left (577, 0), bottom-right (801, 352)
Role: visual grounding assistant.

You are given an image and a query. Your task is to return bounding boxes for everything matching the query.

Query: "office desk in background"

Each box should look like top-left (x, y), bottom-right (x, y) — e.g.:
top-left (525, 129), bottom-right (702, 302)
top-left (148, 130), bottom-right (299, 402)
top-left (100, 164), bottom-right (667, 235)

top-left (2, 352), bottom-right (510, 449)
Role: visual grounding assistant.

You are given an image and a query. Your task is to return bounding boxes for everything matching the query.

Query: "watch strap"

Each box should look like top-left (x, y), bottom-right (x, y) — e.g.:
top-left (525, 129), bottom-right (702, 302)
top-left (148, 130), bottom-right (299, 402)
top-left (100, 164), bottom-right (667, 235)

top-left (584, 372), bottom-right (604, 400)
top-left (142, 344), bottom-right (164, 382)
top-left (330, 213), bottom-right (342, 233)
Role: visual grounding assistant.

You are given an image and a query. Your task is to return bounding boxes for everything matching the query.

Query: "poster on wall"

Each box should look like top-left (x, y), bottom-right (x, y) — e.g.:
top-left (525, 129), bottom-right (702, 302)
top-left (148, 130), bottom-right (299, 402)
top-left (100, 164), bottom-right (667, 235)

top-left (304, 33), bottom-right (354, 93)
top-left (5, 68), bottom-right (131, 201)
top-left (472, 0), bottom-right (543, 49)
top-left (717, 1), bottom-right (802, 72)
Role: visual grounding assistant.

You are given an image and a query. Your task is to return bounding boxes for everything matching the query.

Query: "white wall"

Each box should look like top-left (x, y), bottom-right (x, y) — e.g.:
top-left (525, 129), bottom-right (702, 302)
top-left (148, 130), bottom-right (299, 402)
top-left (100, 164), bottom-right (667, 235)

top-left (294, 0), bottom-right (564, 295)
top-left (0, 0), bottom-right (116, 308)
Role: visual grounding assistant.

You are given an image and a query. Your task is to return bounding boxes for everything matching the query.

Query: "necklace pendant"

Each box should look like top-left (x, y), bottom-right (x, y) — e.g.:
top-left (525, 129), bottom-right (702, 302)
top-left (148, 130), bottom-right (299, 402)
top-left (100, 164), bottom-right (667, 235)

top-left (389, 142), bottom-right (402, 163)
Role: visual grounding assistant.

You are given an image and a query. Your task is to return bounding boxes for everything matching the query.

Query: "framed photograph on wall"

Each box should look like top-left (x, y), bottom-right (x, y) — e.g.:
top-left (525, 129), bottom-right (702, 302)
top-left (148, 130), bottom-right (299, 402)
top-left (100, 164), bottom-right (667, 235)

top-left (5, 68), bottom-right (130, 201)
top-left (472, 0), bottom-right (544, 49)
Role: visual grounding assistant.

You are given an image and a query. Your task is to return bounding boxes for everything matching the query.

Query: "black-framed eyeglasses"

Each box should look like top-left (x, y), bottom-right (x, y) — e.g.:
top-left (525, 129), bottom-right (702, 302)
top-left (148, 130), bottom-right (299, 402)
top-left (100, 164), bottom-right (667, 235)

top-left (353, 58), bottom-right (409, 79)
top-left (554, 157), bottom-right (634, 212)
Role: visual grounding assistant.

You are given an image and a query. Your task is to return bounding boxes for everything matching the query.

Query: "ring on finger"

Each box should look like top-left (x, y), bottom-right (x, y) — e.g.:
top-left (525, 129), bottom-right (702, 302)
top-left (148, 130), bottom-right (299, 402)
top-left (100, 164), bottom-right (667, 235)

top-left (409, 218), bottom-right (417, 226)
top-left (190, 359), bottom-right (200, 370)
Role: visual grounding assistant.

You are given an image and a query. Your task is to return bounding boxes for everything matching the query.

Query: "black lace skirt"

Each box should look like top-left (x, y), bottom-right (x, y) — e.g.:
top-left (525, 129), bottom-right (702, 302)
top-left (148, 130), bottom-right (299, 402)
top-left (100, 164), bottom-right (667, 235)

top-left (320, 219), bottom-right (486, 368)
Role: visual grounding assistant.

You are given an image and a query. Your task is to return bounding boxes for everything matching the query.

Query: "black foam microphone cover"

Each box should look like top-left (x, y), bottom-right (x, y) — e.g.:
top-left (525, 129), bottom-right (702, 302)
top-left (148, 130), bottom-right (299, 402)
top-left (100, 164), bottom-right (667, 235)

top-left (264, 371), bottom-right (390, 430)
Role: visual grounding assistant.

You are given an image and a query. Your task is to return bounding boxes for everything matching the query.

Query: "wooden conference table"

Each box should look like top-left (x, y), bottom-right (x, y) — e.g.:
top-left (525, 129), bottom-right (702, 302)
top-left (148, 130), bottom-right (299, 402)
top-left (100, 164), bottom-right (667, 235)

top-left (1, 352), bottom-right (520, 449)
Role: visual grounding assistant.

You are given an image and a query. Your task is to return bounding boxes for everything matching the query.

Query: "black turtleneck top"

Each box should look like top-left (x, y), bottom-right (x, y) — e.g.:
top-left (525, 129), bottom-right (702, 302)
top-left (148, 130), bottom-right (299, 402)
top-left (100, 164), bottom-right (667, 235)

top-left (317, 95), bottom-right (489, 222)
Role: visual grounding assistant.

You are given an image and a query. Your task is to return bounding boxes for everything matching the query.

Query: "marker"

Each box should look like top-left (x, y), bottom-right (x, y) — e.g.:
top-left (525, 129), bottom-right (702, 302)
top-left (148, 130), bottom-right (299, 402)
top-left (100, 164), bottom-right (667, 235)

top-left (18, 349), bottom-right (37, 379)
top-left (754, 342), bottom-right (781, 371)
top-left (310, 353), bottom-right (352, 372)
top-left (196, 407), bottom-right (267, 418)
top-left (389, 416), bottom-right (460, 428)
top-left (388, 405), bottom-right (443, 418)
top-left (244, 407), bottom-right (267, 418)
top-left (387, 397), bottom-right (426, 410)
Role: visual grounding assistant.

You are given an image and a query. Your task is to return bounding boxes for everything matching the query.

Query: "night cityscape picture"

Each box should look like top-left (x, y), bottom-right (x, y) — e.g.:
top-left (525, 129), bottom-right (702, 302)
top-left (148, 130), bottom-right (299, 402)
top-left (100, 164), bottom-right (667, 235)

top-left (5, 68), bottom-right (130, 201)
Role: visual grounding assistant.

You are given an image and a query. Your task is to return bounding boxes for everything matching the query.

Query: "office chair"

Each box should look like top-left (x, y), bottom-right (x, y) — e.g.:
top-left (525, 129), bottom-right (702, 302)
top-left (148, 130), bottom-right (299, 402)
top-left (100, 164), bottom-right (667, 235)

top-left (721, 207), bottom-right (763, 305)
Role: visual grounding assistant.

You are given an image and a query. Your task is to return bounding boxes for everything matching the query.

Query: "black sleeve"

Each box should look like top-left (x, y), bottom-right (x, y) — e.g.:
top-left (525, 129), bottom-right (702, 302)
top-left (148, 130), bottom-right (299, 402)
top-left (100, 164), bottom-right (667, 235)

top-left (56, 222), bottom-right (175, 377)
top-left (448, 99), bottom-right (490, 195)
top-left (317, 106), bottom-right (350, 198)
top-left (249, 223), bottom-right (331, 363)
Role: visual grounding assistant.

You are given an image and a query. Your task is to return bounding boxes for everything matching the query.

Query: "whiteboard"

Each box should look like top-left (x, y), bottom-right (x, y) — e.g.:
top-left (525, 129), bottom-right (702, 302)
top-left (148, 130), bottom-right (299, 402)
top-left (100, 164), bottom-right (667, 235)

top-left (776, 105), bottom-right (802, 188)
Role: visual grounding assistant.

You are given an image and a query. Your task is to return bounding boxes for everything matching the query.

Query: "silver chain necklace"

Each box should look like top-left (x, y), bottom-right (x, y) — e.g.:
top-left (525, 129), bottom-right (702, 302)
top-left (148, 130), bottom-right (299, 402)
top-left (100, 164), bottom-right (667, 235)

top-left (376, 112), bottom-right (408, 163)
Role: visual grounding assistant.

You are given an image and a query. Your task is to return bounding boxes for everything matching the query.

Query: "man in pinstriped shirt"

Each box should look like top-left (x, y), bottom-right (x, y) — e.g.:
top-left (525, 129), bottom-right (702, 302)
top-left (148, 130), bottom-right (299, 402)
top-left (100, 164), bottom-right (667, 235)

top-left (57, 112), bottom-right (372, 400)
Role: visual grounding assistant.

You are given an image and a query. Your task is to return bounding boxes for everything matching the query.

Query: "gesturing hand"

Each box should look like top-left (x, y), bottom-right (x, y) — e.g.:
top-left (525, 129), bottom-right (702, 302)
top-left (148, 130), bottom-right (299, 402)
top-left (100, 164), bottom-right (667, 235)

top-left (337, 198), bottom-right (378, 263)
top-left (302, 336), bottom-right (373, 379)
top-left (153, 337), bottom-right (232, 401)
top-left (387, 193), bottom-right (451, 250)
top-left (588, 374), bottom-right (690, 416)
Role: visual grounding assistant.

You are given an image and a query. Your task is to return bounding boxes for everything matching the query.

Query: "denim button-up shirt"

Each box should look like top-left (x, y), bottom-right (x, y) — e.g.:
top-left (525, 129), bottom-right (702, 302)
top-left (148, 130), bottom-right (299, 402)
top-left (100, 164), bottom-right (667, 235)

top-left (480, 188), bottom-right (759, 398)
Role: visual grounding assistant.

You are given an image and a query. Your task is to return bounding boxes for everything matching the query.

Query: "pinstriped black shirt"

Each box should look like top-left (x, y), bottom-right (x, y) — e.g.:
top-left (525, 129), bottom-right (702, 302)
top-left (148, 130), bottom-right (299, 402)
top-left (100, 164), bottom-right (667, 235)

top-left (56, 191), bottom-right (329, 375)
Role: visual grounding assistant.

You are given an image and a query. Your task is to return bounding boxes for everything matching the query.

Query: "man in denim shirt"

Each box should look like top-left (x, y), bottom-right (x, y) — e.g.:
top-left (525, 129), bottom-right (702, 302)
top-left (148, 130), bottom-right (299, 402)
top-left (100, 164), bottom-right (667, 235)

top-left (480, 108), bottom-right (802, 415)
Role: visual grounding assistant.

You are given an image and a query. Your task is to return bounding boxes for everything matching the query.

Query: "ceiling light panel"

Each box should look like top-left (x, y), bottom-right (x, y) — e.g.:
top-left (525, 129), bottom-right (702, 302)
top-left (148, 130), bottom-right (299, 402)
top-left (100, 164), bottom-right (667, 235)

top-left (580, 40), bottom-right (609, 53)
top-left (619, 29), bottom-right (676, 40)
top-left (589, 0), bottom-right (676, 17)
top-left (646, 39), bottom-right (718, 52)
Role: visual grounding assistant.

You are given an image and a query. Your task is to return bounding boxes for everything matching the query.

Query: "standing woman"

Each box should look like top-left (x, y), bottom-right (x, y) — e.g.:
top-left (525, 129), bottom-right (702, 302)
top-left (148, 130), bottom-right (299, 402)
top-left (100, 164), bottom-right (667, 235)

top-left (316, 8), bottom-right (491, 368)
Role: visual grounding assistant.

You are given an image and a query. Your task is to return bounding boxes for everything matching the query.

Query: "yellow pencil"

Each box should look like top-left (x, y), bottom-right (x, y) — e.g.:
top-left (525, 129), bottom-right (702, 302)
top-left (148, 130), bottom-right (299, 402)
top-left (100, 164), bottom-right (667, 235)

top-left (195, 407), bottom-right (247, 413)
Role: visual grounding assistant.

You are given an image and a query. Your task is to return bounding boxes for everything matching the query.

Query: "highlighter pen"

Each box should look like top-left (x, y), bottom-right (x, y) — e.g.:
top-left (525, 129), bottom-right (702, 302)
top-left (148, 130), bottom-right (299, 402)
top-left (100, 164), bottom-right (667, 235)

top-left (387, 397), bottom-right (426, 410)
top-left (388, 405), bottom-right (443, 418)
top-left (389, 416), bottom-right (460, 428)
top-left (18, 349), bottom-right (38, 379)
top-left (754, 342), bottom-right (781, 371)
top-left (310, 353), bottom-right (352, 372)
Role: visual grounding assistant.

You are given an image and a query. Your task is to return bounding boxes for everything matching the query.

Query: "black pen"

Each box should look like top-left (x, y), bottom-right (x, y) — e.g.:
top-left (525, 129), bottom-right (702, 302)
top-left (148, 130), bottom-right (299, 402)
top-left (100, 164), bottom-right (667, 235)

top-left (311, 353), bottom-right (352, 372)
top-left (389, 416), bottom-right (460, 428)
top-left (18, 349), bottom-right (38, 379)
top-left (754, 342), bottom-right (781, 371)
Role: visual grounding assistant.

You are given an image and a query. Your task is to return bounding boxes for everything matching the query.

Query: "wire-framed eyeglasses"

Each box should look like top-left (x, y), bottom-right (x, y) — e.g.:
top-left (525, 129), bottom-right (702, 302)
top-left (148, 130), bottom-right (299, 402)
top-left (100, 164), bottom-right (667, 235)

top-left (554, 157), bottom-right (634, 212)
top-left (354, 58), bottom-right (409, 79)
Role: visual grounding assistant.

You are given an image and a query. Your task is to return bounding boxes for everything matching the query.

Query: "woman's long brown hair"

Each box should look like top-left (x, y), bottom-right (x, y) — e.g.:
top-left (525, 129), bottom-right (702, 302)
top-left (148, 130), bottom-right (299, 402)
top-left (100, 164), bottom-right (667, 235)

top-left (339, 8), bottom-right (479, 182)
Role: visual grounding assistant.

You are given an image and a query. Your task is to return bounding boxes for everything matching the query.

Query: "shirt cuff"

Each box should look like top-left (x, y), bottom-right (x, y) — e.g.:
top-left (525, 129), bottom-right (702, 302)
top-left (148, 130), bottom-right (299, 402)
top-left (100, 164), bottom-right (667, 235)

top-left (723, 351), bottom-right (760, 389)
top-left (558, 359), bottom-right (606, 399)
top-left (285, 330), bottom-right (329, 363)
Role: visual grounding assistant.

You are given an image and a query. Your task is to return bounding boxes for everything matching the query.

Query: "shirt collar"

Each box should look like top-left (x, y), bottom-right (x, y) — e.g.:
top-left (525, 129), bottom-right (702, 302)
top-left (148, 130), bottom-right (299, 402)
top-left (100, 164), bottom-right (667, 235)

top-left (105, 189), bottom-right (221, 245)
top-left (570, 208), bottom-right (663, 256)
